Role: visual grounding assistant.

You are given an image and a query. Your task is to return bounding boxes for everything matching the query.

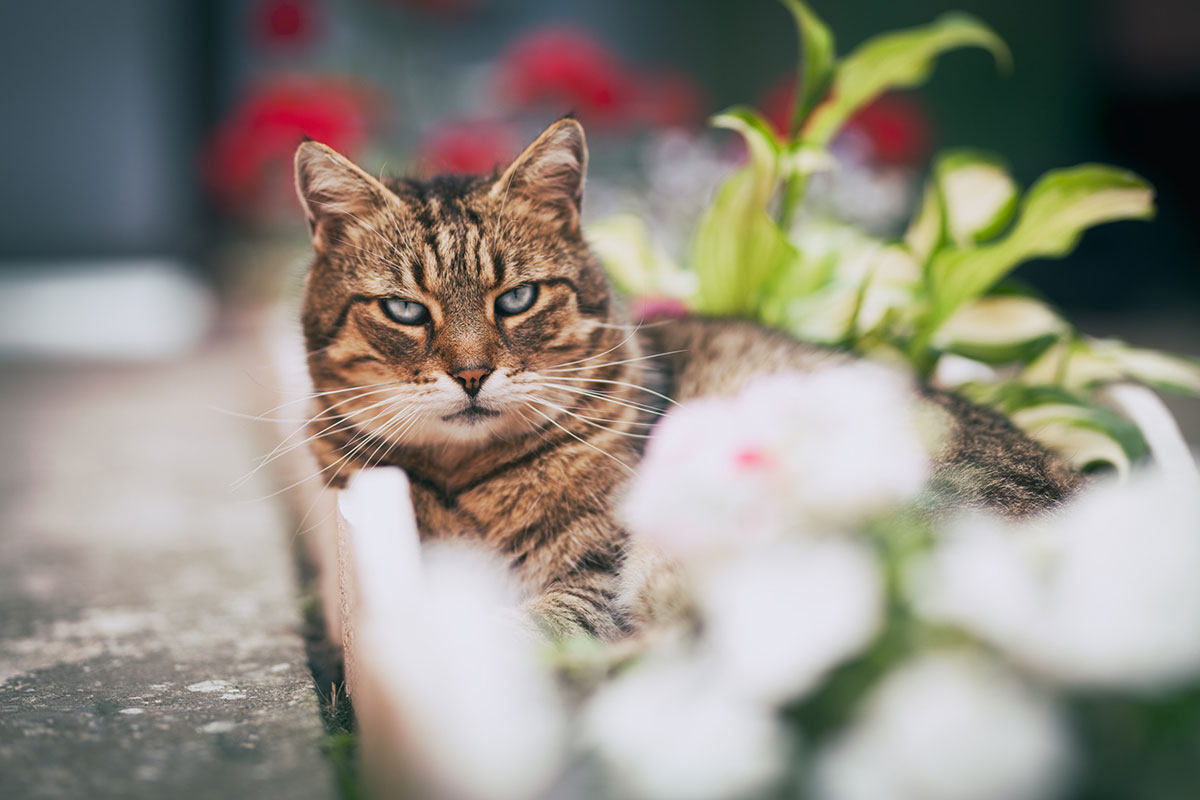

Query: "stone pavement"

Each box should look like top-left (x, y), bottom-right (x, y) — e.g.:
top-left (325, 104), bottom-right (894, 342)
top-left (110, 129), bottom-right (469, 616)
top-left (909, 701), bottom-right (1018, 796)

top-left (0, 342), bottom-right (338, 799)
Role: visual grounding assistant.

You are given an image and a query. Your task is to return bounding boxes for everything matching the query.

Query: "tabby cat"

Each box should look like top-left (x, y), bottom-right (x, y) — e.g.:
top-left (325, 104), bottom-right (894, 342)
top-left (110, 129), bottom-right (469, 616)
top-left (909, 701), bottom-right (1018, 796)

top-left (293, 118), bottom-right (1081, 639)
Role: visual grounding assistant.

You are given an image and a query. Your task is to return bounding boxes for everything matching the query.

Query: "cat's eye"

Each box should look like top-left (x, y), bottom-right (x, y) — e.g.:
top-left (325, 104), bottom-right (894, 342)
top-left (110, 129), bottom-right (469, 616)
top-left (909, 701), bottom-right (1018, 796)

top-left (380, 297), bottom-right (430, 325)
top-left (496, 284), bottom-right (538, 316)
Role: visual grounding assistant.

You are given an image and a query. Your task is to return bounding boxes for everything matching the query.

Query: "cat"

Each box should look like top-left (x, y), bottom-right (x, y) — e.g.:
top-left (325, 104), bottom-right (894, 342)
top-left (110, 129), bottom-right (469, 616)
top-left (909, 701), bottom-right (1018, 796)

top-left (293, 118), bottom-right (1082, 639)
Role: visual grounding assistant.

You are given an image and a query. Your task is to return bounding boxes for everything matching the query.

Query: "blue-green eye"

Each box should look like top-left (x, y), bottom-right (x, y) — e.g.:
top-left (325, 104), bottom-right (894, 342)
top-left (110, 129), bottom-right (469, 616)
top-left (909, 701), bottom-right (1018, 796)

top-left (496, 284), bottom-right (538, 316)
top-left (380, 298), bottom-right (429, 325)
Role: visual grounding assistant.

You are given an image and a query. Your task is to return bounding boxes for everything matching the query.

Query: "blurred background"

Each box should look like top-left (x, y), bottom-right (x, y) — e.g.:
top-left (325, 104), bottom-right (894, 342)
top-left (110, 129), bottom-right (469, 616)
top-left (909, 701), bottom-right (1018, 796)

top-left (1, 0), bottom-right (1198, 357)
top-left (1, 4), bottom-right (1198, 797)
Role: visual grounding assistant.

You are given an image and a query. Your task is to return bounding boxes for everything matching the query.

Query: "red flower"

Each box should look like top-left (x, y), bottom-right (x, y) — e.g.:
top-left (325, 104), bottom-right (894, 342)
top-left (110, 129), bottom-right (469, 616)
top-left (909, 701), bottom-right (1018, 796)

top-left (499, 27), bottom-right (638, 128)
top-left (255, 0), bottom-right (317, 47)
top-left (847, 94), bottom-right (931, 165)
top-left (203, 76), bottom-right (378, 219)
top-left (636, 69), bottom-right (708, 129)
top-left (418, 120), bottom-right (519, 176)
top-left (759, 75), bottom-right (799, 139)
top-left (758, 76), bottom-right (931, 165)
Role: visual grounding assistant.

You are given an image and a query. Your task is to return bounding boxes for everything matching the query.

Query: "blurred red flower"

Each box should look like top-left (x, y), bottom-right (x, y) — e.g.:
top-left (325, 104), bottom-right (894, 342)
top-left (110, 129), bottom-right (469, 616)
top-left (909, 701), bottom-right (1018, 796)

top-left (849, 94), bottom-right (932, 165)
top-left (759, 76), bottom-right (931, 165)
top-left (255, 0), bottom-right (317, 47)
top-left (636, 69), bottom-right (708, 129)
top-left (759, 75), bottom-right (799, 139)
top-left (203, 76), bottom-right (377, 220)
top-left (500, 27), bottom-right (638, 128)
top-left (418, 120), bottom-right (519, 175)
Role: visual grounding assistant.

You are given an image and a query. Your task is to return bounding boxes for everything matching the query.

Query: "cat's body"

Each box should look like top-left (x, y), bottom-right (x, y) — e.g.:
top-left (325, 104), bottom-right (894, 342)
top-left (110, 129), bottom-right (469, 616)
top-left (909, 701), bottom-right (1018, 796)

top-left (295, 119), bottom-right (1081, 639)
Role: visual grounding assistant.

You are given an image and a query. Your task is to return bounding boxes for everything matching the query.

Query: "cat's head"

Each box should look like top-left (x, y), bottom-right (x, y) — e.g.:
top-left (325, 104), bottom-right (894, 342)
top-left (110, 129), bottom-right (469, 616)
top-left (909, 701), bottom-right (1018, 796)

top-left (295, 119), bottom-right (625, 450)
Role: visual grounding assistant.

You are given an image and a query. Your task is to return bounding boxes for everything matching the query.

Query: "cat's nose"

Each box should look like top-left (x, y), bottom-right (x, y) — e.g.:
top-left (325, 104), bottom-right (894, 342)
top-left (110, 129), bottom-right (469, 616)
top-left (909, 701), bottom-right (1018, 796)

top-left (451, 366), bottom-right (492, 398)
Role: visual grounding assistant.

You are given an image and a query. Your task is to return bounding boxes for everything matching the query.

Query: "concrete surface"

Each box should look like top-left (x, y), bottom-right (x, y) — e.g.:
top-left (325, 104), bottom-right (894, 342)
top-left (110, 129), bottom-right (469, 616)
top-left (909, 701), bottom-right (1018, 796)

top-left (0, 342), bottom-right (337, 799)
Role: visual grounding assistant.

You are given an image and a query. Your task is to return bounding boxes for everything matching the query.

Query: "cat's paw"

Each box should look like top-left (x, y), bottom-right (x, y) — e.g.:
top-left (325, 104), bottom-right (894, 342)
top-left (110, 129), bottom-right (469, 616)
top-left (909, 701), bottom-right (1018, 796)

top-left (524, 592), bottom-right (624, 642)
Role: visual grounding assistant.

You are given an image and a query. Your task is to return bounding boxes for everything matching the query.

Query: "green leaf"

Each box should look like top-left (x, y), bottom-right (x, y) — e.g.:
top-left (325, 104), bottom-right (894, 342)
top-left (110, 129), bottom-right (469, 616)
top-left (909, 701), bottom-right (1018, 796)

top-left (935, 149), bottom-right (1018, 246)
top-left (1103, 343), bottom-right (1200, 396)
top-left (585, 214), bottom-right (695, 299)
top-left (692, 198), bottom-right (800, 316)
top-left (1009, 402), bottom-right (1148, 474)
top-left (927, 165), bottom-right (1155, 328)
top-left (779, 0), bottom-right (837, 134)
top-left (711, 107), bottom-right (782, 207)
top-left (803, 13), bottom-right (1010, 146)
top-left (932, 295), bottom-right (1066, 364)
top-left (691, 108), bottom-right (794, 315)
top-left (771, 225), bottom-right (920, 344)
top-left (904, 181), bottom-right (943, 266)
top-left (1024, 337), bottom-right (1200, 396)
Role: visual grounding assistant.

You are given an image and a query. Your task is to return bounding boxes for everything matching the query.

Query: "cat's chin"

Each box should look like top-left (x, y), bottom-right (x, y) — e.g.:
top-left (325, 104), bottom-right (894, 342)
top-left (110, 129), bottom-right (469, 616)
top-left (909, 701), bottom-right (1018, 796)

top-left (404, 407), bottom-right (527, 448)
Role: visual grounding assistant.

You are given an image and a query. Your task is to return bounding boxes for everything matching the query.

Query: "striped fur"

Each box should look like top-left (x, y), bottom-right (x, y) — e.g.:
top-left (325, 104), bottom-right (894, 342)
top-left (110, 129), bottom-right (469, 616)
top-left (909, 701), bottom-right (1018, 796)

top-left (294, 120), bottom-right (1082, 639)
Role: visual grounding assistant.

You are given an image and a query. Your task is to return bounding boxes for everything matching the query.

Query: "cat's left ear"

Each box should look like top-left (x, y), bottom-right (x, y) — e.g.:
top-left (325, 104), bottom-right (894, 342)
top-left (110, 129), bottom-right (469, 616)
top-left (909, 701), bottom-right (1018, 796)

top-left (294, 140), bottom-right (400, 255)
top-left (491, 118), bottom-right (587, 232)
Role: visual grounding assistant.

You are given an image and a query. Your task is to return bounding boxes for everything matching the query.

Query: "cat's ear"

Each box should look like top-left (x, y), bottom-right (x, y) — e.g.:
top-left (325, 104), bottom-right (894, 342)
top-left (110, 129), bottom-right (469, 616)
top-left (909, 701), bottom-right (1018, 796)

top-left (294, 140), bottom-right (397, 255)
top-left (491, 118), bottom-right (588, 231)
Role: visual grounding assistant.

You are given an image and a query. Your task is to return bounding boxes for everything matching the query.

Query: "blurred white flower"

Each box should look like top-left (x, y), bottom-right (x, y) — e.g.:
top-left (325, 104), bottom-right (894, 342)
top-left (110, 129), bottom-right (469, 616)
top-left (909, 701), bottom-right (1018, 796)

top-left (582, 652), bottom-right (789, 800)
top-left (348, 477), bottom-right (567, 800)
top-left (814, 651), bottom-right (1071, 800)
top-left (697, 538), bottom-right (883, 704)
top-left (386, 543), bottom-right (567, 800)
top-left (622, 364), bottom-right (931, 562)
top-left (913, 470), bottom-right (1200, 691)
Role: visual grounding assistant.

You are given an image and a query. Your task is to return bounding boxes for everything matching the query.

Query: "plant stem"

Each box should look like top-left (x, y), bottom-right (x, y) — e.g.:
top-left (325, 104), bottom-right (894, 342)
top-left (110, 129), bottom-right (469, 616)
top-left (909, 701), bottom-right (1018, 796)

top-left (776, 171), bottom-right (809, 233)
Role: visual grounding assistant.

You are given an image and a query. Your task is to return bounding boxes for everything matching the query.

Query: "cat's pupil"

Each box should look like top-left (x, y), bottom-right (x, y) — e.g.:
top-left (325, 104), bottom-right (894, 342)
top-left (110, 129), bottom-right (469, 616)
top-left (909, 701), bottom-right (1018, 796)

top-left (381, 297), bottom-right (429, 325)
top-left (496, 284), bottom-right (538, 316)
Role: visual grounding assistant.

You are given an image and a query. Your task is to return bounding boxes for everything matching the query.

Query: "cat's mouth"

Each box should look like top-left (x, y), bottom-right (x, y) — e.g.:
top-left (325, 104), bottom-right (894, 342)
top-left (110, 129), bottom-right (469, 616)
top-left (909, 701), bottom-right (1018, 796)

top-left (442, 405), bottom-right (502, 423)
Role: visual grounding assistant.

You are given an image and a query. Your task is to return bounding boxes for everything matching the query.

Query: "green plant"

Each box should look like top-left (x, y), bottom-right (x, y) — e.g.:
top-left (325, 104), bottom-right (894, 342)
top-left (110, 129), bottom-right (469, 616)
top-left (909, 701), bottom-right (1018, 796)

top-left (591, 1), bottom-right (1200, 474)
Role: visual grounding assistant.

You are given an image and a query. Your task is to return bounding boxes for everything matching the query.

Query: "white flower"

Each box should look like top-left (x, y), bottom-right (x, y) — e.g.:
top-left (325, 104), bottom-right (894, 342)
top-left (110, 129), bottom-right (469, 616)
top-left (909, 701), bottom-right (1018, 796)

top-left (582, 652), bottom-right (789, 800)
top-left (913, 470), bottom-right (1200, 691)
top-left (622, 364), bottom-right (932, 562)
top-left (376, 543), bottom-right (566, 800)
top-left (814, 652), bottom-right (1071, 800)
top-left (344, 470), bottom-right (566, 800)
top-left (697, 538), bottom-right (883, 703)
top-left (620, 396), bottom-right (796, 561)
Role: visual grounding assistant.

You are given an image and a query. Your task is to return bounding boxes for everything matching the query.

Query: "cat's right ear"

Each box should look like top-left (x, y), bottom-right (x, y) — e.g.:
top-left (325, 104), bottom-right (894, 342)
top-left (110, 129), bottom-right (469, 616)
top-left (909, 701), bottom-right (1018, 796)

top-left (294, 141), bottom-right (397, 255)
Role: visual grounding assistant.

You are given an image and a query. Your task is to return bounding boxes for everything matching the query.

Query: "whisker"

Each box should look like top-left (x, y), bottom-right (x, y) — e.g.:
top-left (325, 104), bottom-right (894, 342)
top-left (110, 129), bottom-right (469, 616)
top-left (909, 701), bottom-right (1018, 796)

top-left (539, 375), bottom-right (679, 406)
top-left (540, 397), bottom-right (658, 427)
top-left (217, 383), bottom-right (404, 426)
top-left (239, 387), bottom-right (407, 473)
top-left (254, 403), bottom-right (417, 501)
top-left (320, 406), bottom-right (422, 492)
top-left (588, 318), bottom-right (675, 330)
top-left (235, 379), bottom-right (408, 420)
top-left (234, 394), bottom-right (407, 489)
top-left (540, 383), bottom-right (669, 417)
top-left (544, 324), bottom-right (645, 370)
top-left (526, 397), bottom-right (651, 439)
top-left (522, 403), bottom-right (634, 474)
top-left (542, 349), bottom-right (685, 374)
top-left (290, 407), bottom-right (426, 536)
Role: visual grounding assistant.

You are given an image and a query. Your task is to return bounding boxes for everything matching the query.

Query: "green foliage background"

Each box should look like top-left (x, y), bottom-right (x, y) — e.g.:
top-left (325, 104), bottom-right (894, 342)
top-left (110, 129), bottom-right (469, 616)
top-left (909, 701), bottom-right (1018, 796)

top-left (591, 1), bottom-right (1200, 476)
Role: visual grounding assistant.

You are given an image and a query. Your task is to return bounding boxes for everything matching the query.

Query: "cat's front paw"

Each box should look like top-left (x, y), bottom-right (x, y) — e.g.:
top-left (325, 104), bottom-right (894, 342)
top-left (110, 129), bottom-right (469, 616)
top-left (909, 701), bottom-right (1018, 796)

top-left (524, 590), bottom-right (624, 641)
